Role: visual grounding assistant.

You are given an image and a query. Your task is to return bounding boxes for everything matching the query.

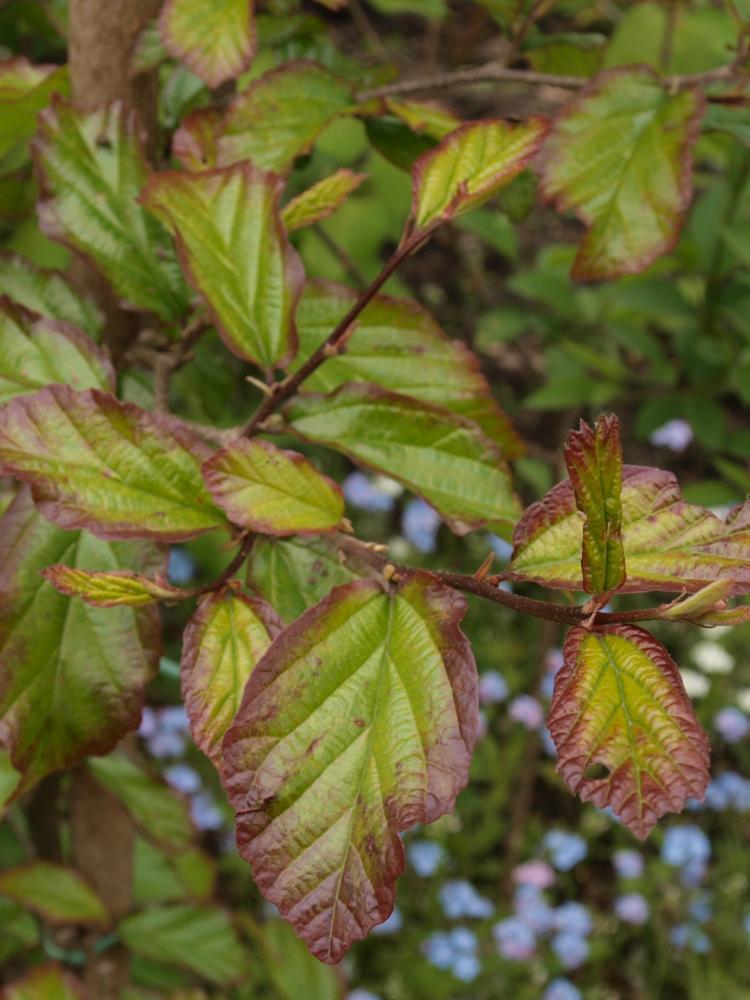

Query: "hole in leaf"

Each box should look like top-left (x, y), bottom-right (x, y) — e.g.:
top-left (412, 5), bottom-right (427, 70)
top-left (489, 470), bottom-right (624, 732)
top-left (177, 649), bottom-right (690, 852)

top-left (583, 762), bottom-right (610, 781)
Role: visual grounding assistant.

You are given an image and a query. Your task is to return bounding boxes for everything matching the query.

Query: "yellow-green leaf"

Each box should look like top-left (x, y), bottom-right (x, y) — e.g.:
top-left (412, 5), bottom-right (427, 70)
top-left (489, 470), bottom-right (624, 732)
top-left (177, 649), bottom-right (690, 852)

top-left (42, 566), bottom-right (185, 607)
top-left (160, 0), bottom-right (255, 88)
top-left (0, 58), bottom-right (68, 160)
top-left (2, 963), bottom-right (84, 1000)
top-left (282, 169), bottom-right (366, 233)
top-left (0, 863), bottom-right (107, 925)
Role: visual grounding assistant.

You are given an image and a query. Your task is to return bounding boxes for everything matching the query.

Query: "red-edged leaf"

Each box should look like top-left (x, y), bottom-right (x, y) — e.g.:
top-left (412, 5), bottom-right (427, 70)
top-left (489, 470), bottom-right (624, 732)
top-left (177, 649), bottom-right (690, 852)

top-left (540, 67), bottom-right (705, 280)
top-left (509, 465), bottom-right (750, 594)
top-left (0, 253), bottom-right (103, 341)
top-left (181, 588), bottom-right (283, 765)
top-left (281, 169), bottom-right (367, 233)
top-left (142, 163), bottom-right (304, 371)
top-left (172, 108), bottom-right (223, 171)
top-left (549, 625), bottom-right (710, 839)
top-left (42, 566), bottom-right (185, 607)
top-left (160, 0), bottom-right (256, 88)
top-left (221, 573), bottom-right (478, 962)
top-left (2, 963), bottom-right (84, 1000)
top-left (0, 385), bottom-right (226, 541)
top-left (0, 57), bottom-right (68, 160)
top-left (564, 414), bottom-right (625, 594)
top-left (203, 437), bottom-right (345, 536)
top-left (0, 488), bottom-right (161, 801)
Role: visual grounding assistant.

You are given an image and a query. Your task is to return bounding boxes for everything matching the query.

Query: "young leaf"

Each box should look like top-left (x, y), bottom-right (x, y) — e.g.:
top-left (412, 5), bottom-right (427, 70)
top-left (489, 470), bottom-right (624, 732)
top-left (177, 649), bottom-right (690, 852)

top-left (119, 904), bottom-right (247, 985)
top-left (142, 163), bottom-right (304, 370)
top-left (386, 98), bottom-right (460, 139)
top-left (293, 280), bottom-right (525, 458)
top-left (509, 465), bottom-right (750, 594)
top-left (564, 414), bottom-right (626, 594)
top-left (203, 438), bottom-right (345, 535)
top-left (282, 169), bottom-right (367, 233)
top-left (0, 489), bottom-right (160, 800)
top-left (549, 625), bottom-right (710, 839)
top-left (88, 754), bottom-right (193, 849)
top-left (217, 60), bottom-right (355, 172)
top-left (2, 963), bottom-right (84, 1000)
top-left (0, 58), bottom-right (68, 159)
top-left (410, 117), bottom-right (549, 235)
top-left (0, 254), bottom-right (103, 340)
top-left (248, 536), bottom-right (362, 624)
top-left (160, 0), bottom-right (255, 88)
top-left (221, 574), bottom-right (478, 962)
top-left (172, 107), bottom-right (223, 171)
top-left (0, 385), bottom-right (226, 541)
top-left (42, 566), bottom-right (185, 607)
top-left (181, 589), bottom-right (282, 764)
top-left (0, 301), bottom-right (114, 404)
top-left (287, 384), bottom-right (522, 537)
top-left (540, 68), bottom-right (705, 279)
top-left (0, 863), bottom-right (107, 925)
top-left (34, 101), bottom-right (189, 324)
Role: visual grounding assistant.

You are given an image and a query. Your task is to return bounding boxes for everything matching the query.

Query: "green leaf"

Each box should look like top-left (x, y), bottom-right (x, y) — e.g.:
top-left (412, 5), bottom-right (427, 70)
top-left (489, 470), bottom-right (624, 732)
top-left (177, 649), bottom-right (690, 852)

top-left (221, 573), bottom-right (478, 962)
top-left (410, 117), bottom-right (549, 234)
top-left (282, 169), bottom-right (366, 233)
top-left (0, 489), bottom-right (160, 800)
top-left (540, 68), bottom-right (704, 280)
top-left (294, 281), bottom-right (524, 457)
top-left (0, 255), bottom-right (103, 341)
top-left (0, 750), bottom-right (21, 810)
top-left (364, 116), bottom-right (437, 172)
top-left (509, 465), bottom-right (750, 594)
top-left (203, 438), bottom-right (345, 535)
top-left (42, 565), bottom-right (185, 607)
top-left (160, 0), bottom-right (256, 88)
top-left (134, 839), bottom-right (216, 905)
top-left (88, 753), bottom-right (193, 849)
top-left (172, 107), bottom-right (223, 171)
top-left (248, 535), bottom-right (361, 624)
top-left (0, 58), bottom-right (68, 160)
top-left (0, 897), bottom-right (38, 966)
top-left (119, 904), bottom-right (247, 985)
top-left (386, 98), bottom-right (460, 139)
top-left (564, 414), bottom-right (625, 594)
top-left (181, 588), bottom-right (282, 764)
top-left (34, 101), bottom-right (189, 324)
top-left (2, 963), bottom-right (84, 1000)
top-left (142, 163), bottom-right (303, 370)
top-left (0, 862), bottom-right (107, 925)
top-left (549, 625), bottom-right (710, 839)
top-left (0, 385), bottom-right (226, 541)
top-left (287, 384), bottom-right (521, 537)
top-left (261, 920), bottom-right (341, 1000)
top-left (703, 103), bottom-right (750, 146)
top-left (217, 60), bottom-right (355, 172)
top-left (0, 301), bottom-right (113, 405)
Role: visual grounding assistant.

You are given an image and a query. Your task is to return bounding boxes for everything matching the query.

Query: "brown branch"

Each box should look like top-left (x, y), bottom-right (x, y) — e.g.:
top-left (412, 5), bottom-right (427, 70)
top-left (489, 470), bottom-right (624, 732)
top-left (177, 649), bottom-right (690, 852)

top-left (195, 535), bottom-right (256, 596)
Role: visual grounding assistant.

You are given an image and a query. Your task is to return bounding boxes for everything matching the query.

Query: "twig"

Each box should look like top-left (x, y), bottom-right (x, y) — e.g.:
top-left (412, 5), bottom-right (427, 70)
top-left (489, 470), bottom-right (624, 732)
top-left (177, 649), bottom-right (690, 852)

top-left (240, 231), bottom-right (427, 438)
top-left (195, 535), bottom-right (255, 596)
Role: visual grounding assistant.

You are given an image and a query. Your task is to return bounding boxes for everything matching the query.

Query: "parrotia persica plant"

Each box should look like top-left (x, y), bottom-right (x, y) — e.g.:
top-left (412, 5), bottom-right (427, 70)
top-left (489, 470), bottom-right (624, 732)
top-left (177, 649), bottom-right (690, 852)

top-left (1, 0), bottom-right (750, 977)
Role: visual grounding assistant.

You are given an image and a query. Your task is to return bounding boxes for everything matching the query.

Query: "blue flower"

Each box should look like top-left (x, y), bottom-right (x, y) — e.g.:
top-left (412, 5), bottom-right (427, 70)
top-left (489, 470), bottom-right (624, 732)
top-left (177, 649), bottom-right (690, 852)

top-left (479, 670), bottom-right (509, 705)
top-left (423, 931), bottom-right (455, 970)
top-left (649, 418), bottom-right (693, 452)
top-left (689, 892), bottom-right (712, 924)
top-left (744, 914), bottom-right (750, 937)
top-left (488, 534), bottom-right (513, 561)
top-left (543, 979), bottom-right (582, 1000)
top-left (439, 880), bottom-right (495, 919)
top-left (542, 830), bottom-right (588, 871)
top-left (347, 991), bottom-right (381, 1000)
top-left (373, 907), bottom-right (402, 935)
top-left (452, 953), bottom-right (481, 982)
top-left (513, 885), bottom-right (555, 934)
top-left (167, 546), bottom-right (196, 585)
top-left (342, 472), bottom-right (396, 513)
top-left (661, 825), bottom-right (710, 868)
top-left (190, 792), bottom-right (224, 831)
top-left (614, 893), bottom-right (649, 925)
top-left (541, 727), bottom-right (558, 758)
top-left (509, 695), bottom-right (544, 730)
top-left (552, 902), bottom-right (592, 937)
top-left (714, 772), bottom-right (750, 811)
top-left (449, 926), bottom-right (478, 952)
top-left (670, 924), bottom-right (710, 954)
top-left (423, 926), bottom-right (479, 980)
top-left (408, 840), bottom-right (446, 877)
top-left (164, 764), bottom-right (202, 795)
top-left (493, 917), bottom-right (536, 960)
top-left (402, 499), bottom-right (441, 553)
top-left (613, 849), bottom-right (644, 880)
top-left (713, 706), bottom-right (750, 744)
top-left (551, 931), bottom-right (589, 969)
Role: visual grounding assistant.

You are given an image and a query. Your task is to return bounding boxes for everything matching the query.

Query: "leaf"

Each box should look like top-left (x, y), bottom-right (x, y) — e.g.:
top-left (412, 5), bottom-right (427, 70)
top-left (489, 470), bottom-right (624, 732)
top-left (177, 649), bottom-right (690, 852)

top-left (386, 98), bottom-right (460, 139)
top-left (248, 536), bottom-right (362, 624)
top-left (0, 385), bottom-right (226, 541)
top-left (119, 904), bottom-right (247, 985)
top-left (287, 384), bottom-right (521, 537)
top-left (564, 414), bottom-right (625, 594)
top-left (0, 301), bottom-right (114, 405)
top-left (549, 625), bottom-right (710, 838)
top-left (0, 488), bottom-right (160, 800)
top-left (293, 280), bottom-right (525, 458)
top-left (134, 839), bottom-right (216, 905)
top-left (34, 100), bottom-right (189, 324)
top-left (703, 103), bottom-right (750, 146)
top-left (42, 566), bottom-right (185, 607)
top-left (282, 169), bottom-right (367, 233)
top-left (0, 58), bottom-right (68, 160)
top-left (1, 963), bottom-right (85, 1000)
top-left (160, 0), bottom-right (256, 88)
top-left (203, 438), bottom-right (345, 535)
top-left (221, 574), bottom-right (478, 962)
top-left (0, 863), bottom-right (107, 925)
top-left (181, 588), bottom-right (282, 764)
top-left (540, 68), bottom-right (705, 280)
top-left (0, 255), bottom-right (103, 341)
top-left (261, 920), bottom-right (341, 1000)
top-left (88, 753), bottom-right (193, 849)
top-left (509, 465), bottom-right (750, 594)
top-left (410, 117), bottom-right (549, 234)
top-left (172, 108), bottom-right (223, 171)
top-left (660, 580), bottom-right (734, 622)
top-left (217, 60), bottom-right (355, 172)
top-left (142, 163), bottom-right (304, 370)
